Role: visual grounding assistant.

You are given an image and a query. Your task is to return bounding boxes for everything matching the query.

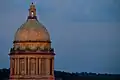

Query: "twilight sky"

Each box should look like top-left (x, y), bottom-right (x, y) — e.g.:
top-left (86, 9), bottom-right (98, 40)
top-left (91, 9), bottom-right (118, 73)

top-left (0, 0), bottom-right (120, 74)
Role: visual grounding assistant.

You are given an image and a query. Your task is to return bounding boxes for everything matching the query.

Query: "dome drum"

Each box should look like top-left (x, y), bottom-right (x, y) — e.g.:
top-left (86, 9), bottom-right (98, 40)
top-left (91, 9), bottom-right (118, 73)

top-left (10, 47), bottom-right (54, 53)
top-left (13, 42), bottom-right (51, 50)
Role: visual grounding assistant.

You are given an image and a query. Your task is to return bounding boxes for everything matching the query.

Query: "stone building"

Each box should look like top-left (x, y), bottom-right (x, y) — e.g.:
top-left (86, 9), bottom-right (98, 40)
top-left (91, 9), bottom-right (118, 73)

top-left (9, 3), bottom-right (55, 80)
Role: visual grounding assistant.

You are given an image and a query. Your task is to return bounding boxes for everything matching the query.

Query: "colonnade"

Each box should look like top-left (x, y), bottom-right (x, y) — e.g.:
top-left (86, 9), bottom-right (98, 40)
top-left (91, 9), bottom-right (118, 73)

top-left (10, 57), bottom-right (54, 76)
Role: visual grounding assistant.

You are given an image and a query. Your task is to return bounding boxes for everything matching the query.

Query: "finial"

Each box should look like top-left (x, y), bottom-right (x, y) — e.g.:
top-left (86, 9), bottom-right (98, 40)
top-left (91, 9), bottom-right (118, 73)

top-left (27, 2), bottom-right (37, 20)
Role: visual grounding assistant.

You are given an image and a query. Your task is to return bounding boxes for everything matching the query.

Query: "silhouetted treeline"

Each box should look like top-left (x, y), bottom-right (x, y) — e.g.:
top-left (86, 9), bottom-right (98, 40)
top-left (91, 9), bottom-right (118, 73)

top-left (0, 68), bottom-right (10, 80)
top-left (0, 68), bottom-right (120, 80)
top-left (54, 70), bottom-right (120, 80)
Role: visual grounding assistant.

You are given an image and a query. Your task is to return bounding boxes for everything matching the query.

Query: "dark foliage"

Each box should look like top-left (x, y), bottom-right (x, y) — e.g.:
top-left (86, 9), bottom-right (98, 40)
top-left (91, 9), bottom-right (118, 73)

top-left (0, 68), bottom-right (10, 80)
top-left (0, 68), bottom-right (120, 80)
top-left (54, 70), bottom-right (120, 80)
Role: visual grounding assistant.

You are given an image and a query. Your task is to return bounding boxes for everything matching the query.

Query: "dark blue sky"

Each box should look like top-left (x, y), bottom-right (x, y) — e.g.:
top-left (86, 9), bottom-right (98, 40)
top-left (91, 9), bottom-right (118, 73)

top-left (0, 0), bottom-right (120, 74)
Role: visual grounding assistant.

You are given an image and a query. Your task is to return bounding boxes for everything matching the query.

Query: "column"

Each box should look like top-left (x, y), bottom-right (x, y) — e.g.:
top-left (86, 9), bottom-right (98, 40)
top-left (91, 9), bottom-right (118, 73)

top-left (19, 58), bottom-right (21, 75)
top-left (28, 57), bottom-right (30, 75)
top-left (52, 58), bottom-right (54, 76)
top-left (17, 58), bottom-right (19, 75)
top-left (32, 58), bottom-right (36, 75)
top-left (46, 58), bottom-right (50, 75)
top-left (24, 57), bottom-right (26, 75)
top-left (34, 58), bottom-right (36, 75)
top-left (10, 57), bottom-right (12, 75)
top-left (13, 58), bottom-right (15, 75)
top-left (36, 58), bottom-right (38, 75)
top-left (14, 58), bottom-right (17, 75)
top-left (43, 59), bottom-right (46, 75)
top-left (38, 58), bottom-right (41, 75)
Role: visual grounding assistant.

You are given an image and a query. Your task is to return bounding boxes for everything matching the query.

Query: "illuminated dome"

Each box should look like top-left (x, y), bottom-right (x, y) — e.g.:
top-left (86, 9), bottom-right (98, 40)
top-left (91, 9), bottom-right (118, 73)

top-left (14, 3), bottom-right (50, 42)
top-left (14, 19), bottom-right (50, 41)
top-left (13, 3), bottom-right (51, 50)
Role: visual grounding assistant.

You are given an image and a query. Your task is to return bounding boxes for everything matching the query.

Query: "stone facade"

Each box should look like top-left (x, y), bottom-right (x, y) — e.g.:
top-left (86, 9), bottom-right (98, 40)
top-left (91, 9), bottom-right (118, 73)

top-left (9, 54), bottom-right (55, 80)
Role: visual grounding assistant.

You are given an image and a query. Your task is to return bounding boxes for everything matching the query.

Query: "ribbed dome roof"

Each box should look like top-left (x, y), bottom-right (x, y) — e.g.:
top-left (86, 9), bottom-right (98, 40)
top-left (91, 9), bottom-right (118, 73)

top-left (14, 3), bottom-right (50, 42)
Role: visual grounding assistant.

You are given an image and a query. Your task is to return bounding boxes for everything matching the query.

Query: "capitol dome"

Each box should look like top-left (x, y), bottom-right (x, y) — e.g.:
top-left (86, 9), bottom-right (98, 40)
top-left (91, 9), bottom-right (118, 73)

top-left (13, 3), bottom-right (51, 50)
top-left (14, 19), bottom-right (50, 41)
top-left (9, 4), bottom-right (55, 80)
top-left (14, 3), bottom-right (50, 42)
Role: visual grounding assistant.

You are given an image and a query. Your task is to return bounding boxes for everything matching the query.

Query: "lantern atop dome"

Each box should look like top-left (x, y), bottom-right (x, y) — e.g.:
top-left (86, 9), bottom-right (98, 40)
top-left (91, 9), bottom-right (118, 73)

top-left (28, 2), bottom-right (37, 19)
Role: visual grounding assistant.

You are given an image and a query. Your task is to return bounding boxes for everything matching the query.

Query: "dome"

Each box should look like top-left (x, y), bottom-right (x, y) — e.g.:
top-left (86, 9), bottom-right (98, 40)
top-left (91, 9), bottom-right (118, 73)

top-left (14, 3), bottom-right (50, 42)
top-left (14, 19), bottom-right (50, 41)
